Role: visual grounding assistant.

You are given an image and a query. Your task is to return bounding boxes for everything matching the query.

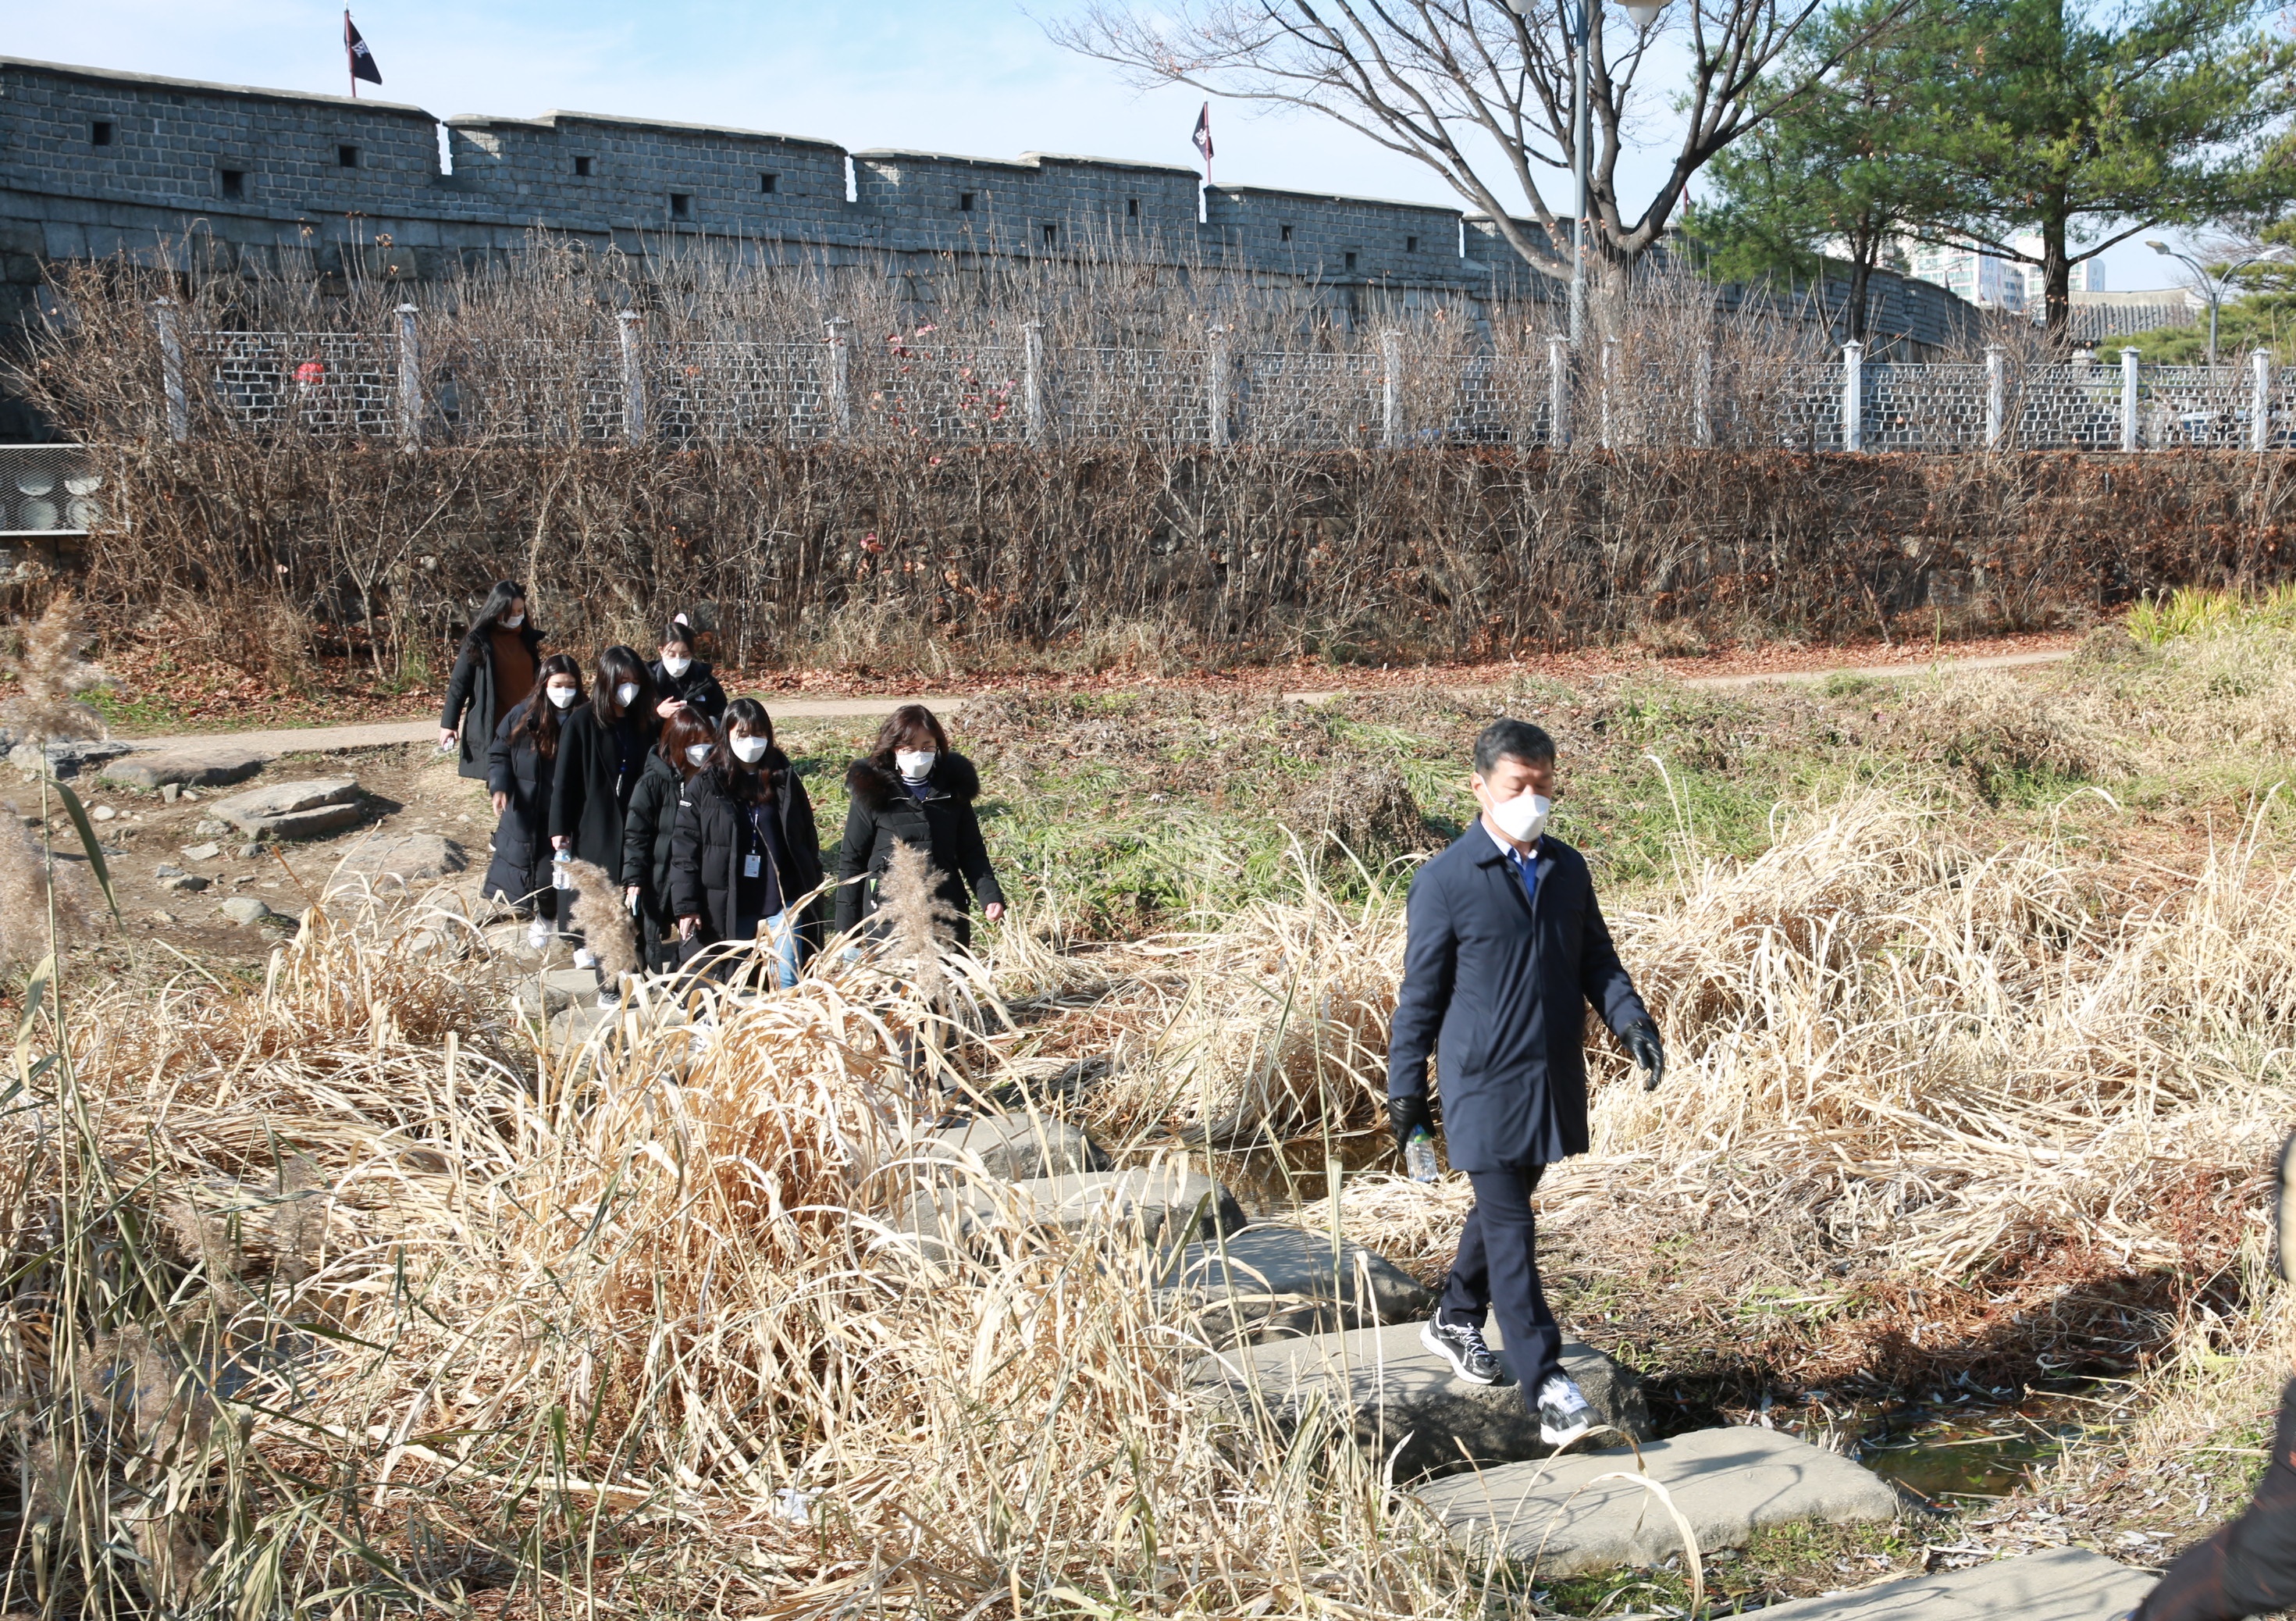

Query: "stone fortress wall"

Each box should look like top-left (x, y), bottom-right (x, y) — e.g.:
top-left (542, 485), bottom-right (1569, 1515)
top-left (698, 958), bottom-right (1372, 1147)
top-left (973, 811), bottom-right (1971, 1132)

top-left (0, 54), bottom-right (1975, 394)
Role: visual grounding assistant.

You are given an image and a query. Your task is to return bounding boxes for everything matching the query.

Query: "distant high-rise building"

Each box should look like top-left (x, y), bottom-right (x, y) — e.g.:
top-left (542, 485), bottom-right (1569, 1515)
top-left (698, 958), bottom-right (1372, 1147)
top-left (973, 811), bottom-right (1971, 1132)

top-left (1906, 241), bottom-right (2027, 313)
top-left (2012, 235), bottom-right (2106, 306)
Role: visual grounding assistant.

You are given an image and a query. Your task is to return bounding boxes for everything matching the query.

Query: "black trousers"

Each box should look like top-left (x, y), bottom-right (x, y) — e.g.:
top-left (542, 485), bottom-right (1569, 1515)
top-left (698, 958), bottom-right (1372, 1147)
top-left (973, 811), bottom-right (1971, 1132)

top-left (1439, 1163), bottom-right (1564, 1397)
top-left (2137, 1377), bottom-right (2296, 1621)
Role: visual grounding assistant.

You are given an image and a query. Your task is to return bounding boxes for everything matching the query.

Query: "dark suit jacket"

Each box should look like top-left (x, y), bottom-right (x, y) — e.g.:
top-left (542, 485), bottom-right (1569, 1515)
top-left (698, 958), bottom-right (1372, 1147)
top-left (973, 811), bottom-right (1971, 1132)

top-left (1386, 825), bottom-right (1650, 1171)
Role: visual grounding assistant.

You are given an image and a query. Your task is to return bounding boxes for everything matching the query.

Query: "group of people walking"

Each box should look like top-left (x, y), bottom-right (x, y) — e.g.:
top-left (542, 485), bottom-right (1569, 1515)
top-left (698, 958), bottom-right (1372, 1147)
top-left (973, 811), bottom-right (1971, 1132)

top-left (437, 581), bottom-right (1005, 1003)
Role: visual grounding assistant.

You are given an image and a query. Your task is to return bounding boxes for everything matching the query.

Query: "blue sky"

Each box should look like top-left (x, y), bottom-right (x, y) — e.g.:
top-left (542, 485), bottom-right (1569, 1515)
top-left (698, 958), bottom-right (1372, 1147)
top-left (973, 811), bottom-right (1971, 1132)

top-left (13, 0), bottom-right (2180, 290)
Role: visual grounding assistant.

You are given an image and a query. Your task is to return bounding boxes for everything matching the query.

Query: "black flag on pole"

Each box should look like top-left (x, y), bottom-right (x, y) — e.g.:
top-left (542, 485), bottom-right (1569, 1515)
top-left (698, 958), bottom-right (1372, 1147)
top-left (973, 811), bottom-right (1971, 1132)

top-left (1191, 102), bottom-right (1213, 176)
top-left (345, 12), bottom-right (383, 90)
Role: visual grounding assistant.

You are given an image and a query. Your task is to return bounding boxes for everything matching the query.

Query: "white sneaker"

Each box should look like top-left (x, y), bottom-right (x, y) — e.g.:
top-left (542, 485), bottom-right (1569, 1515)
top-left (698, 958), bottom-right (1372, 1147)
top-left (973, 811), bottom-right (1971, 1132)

top-left (572, 947), bottom-right (597, 971)
top-left (1536, 1373), bottom-right (1594, 1448)
top-left (527, 920), bottom-right (550, 952)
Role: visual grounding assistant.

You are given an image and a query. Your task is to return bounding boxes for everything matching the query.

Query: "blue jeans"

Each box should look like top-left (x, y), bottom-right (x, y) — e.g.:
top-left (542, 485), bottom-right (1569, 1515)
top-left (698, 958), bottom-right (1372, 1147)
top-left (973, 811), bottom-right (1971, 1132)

top-left (735, 910), bottom-right (803, 990)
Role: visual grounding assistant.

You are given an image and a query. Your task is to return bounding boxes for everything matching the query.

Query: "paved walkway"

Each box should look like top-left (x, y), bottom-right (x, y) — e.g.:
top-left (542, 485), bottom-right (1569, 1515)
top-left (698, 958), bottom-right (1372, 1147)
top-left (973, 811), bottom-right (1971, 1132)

top-left (113, 653), bottom-right (2070, 761)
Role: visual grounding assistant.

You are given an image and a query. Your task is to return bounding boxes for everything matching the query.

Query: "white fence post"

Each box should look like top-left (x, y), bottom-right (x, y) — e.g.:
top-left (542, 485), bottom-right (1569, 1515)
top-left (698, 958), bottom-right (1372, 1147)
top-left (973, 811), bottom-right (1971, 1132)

top-left (153, 297), bottom-right (188, 444)
top-left (617, 309), bottom-right (646, 444)
top-left (1985, 345), bottom-right (2006, 451)
top-left (396, 303), bottom-right (422, 448)
top-left (2254, 347), bottom-right (2273, 452)
top-left (825, 318), bottom-right (852, 439)
top-left (1208, 326), bottom-right (1233, 447)
top-left (2121, 347), bottom-right (2141, 452)
top-left (1548, 334), bottom-right (1571, 448)
top-left (1694, 344), bottom-right (1714, 447)
top-left (1380, 329), bottom-right (1404, 448)
top-left (1023, 320), bottom-right (1047, 447)
top-left (1841, 340), bottom-right (1864, 453)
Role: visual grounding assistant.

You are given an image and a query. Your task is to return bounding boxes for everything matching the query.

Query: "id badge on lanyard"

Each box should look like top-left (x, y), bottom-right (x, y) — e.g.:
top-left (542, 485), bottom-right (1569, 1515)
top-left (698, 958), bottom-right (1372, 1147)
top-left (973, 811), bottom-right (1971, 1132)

top-left (744, 853), bottom-right (762, 878)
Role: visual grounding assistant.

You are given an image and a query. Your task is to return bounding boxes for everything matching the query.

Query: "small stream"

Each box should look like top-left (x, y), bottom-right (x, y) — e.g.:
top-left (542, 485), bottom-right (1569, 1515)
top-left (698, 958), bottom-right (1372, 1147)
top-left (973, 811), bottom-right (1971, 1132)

top-left (1778, 1384), bottom-right (2131, 1502)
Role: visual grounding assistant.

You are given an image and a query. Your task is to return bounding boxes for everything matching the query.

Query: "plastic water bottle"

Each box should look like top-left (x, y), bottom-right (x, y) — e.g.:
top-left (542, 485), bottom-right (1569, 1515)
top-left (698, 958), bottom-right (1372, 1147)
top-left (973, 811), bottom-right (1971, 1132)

top-left (1404, 1128), bottom-right (1440, 1183)
top-left (551, 849), bottom-right (573, 890)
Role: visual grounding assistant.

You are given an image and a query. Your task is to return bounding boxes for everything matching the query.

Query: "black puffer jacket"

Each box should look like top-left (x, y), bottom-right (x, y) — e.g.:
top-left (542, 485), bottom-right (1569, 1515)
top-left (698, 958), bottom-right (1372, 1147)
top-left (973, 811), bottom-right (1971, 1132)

top-left (482, 697), bottom-right (562, 913)
top-left (621, 751), bottom-right (686, 966)
top-left (548, 704), bottom-right (657, 881)
top-left (646, 657), bottom-right (728, 725)
top-left (668, 748), bottom-right (825, 948)
top-left (832, 753), bottom-right (1004, 947)
top-left (441, 622), bottom-right (544, 781)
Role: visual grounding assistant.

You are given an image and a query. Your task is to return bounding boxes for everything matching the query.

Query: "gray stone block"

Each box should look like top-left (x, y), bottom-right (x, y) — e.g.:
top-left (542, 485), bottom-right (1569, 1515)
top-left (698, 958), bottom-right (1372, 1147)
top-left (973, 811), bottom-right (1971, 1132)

top-left (323, 833), bottom-right (466, 889)
top-left (103, 747), bottom-right (264, 790)
top-left (1746, 1548), bottom-right (2152, 1619)
top-left (1415, 1426), bottom-right (1901, 1576)
top-left (219, 896), bottom-right (275, 926)
top-left (920, 1111), bottom-right (1108, 1181)
top-left (9, 739), bottom-right (130, 780)
top-left (898, 1167), bottom-right (1246, 1249)
top-left (1163, 1224), bottom-right (1434, 1343)
top-left (515, 967), bottom-right (600, 1018)
top-left (207, 777), bottom-right (363, 837)
top-left (1200, 1319), bottom-right (1648, 1480)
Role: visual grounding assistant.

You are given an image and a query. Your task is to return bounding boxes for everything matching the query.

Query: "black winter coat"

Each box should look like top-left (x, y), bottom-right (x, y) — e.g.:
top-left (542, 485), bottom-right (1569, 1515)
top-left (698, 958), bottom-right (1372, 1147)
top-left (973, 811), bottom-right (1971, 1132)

top-left (1385, 827), bottom-right (1650, 1172)
top-left (440, 622), bottom-right (544, 781)
top-left (621, 753), bottom-right (685, 917)
top-left (482, 697), bottom-right (562, 911)
top-left (646, 657), bottom-right (728, 725)
top-left (669, 750), bottom-right (825, 948)
top-left (832, 753), bottom-right (1004, 944)
top-left (547, 704), bottom-right (657, 882)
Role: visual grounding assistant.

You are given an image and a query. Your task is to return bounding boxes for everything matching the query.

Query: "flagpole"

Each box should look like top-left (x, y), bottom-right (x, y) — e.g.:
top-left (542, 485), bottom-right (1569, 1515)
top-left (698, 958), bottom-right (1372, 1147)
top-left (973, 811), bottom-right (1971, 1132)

top-left (346, 9), bottom-right (356, 97)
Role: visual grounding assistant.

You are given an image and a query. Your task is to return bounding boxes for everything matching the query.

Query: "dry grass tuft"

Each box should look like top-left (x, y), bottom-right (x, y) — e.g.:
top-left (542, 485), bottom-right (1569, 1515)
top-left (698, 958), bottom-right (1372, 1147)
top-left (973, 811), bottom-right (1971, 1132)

top-left (0, 820), bottom-right (98, 974)
top-left (1891, 671), bottom-right (2134, 795)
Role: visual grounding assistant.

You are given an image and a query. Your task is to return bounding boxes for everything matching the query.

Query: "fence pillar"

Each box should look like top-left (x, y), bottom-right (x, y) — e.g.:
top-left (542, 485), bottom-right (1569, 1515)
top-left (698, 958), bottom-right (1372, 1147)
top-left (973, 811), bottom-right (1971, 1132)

top-left (1547, 334), bottom-right (1570, 447)
top-left (825, 318), bottom-right (853, 438)
top-left (1379, 329), bottom-right (1404, 448)
top-left (1208, 326), bottom-right (1233, 447)
top-left (2254, 347), bottom-right (2273, 452)
top-left (1693, 344), bottom-right (1713, 447)
top-left (152, 297), bottom-right (188, 444)
top-left (1985, 345), bottom-right (2006, 451)
top-left (2120, 347), bottom-right (2141, 452)
top-left (617, 309), bottom-right (646, 444)
top-left (1023, 321), bottom-right (1047, 447)
top-left (396, 302), bottom-right (422, 448)
top-left (1841, 340), bottom-right (1864, 453)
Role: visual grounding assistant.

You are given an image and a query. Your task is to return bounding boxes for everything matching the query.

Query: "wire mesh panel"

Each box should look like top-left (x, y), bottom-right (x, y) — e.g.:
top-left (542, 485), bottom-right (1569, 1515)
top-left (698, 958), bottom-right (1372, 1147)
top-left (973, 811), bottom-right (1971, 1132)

top-left (2142, 365), bottom-right (2255, 449)
top-left (848, 340), bottom-right (1027, 444)
top-left (1864, 362), bottom-right (1988, 451)
top-left (653, 342), bottom-right (831, 444)
top-left (1052, 347), bottom-right (1212, 444)
top-left (1237, 351), bottom-right (1383, 448)
top-left (1710, 360), bottom-right (1841, 451)
top-left (197, 331), bottom-right (398, 437)
top-left (0, 446), bottom-right (100, 536)
top-left (1430, 353), bottom-right (1554, 446)
top-left (436, 338), bottom-right (622, 445)
top-left (2006, 364), bottom-right (2123, 449)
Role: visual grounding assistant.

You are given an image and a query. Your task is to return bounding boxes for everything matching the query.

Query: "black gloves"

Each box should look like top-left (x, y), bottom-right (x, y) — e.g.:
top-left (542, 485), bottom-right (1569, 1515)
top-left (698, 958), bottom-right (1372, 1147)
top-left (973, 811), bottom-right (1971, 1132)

top-left (1622, 1021), bottom-right (1665, 1092)
top-left (1387, 1092), bottom-right (1433, 1153)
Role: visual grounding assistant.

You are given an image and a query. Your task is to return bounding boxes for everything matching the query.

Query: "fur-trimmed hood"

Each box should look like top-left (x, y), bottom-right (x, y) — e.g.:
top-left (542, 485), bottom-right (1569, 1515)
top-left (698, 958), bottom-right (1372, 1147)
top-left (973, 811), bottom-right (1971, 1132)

top-left (845, 751), bottom-right (981, 811)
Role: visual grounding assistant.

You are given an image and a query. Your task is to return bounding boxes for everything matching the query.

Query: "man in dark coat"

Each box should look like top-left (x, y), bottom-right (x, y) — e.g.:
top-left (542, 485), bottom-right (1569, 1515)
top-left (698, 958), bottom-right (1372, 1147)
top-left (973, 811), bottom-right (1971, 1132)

top-left (1388, 716), bottom-right (1664, 1448)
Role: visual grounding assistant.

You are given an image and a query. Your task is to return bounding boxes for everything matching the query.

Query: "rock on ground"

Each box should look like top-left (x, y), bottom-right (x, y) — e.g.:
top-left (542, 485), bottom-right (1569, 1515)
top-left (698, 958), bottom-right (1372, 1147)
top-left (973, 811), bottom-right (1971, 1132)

top-left (219, 896), bottom-right (275, 926)
top-left (102, 749), bottom-right (265, 792)
top-left (897, 1167), bottom-right (1247, 1251)
top-left (207, 778), bottom-right (365, 839)
top-left (1162, 1224), bottom-right (1435, 1343)
top-left (1745, 1548), bottom-right (2152, 1619)
top-left (516, 968), bottom-right (604, 1018)
top-left (920, 1113), bottom-right (1109, 1181)
top-left (9, 740), bottom-right (131, 780)
top-left (1198, 1319), bottom-right (1649, 1480)
top-left (324, 834), bottom-right (467, 890)
top-left (1415, 1426), bottom-right (1902, 1576)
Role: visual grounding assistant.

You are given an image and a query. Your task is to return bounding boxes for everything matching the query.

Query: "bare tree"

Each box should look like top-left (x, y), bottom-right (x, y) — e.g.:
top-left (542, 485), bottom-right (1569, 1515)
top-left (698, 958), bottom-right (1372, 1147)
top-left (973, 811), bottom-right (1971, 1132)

top-left (1046, 0), bottom-right (1897, 280)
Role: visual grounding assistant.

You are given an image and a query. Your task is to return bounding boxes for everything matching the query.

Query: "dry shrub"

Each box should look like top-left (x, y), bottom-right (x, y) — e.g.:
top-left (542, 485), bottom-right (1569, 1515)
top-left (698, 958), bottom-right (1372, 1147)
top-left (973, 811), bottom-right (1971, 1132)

top-left (1286, 764), bottom-right (1433, 870)
top-left (1891, 670), bottom-right (2134, 794)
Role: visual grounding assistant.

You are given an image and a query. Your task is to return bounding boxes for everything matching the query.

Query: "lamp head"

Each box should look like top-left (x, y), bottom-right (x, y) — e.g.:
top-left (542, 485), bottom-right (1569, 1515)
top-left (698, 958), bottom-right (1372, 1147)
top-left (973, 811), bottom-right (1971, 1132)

top-left (1621, 0), bottom-right (1668, 25)
top-left (2146, 240), bottom-right (2171, 255)
top-left (1504, 0), bottom-right (1532, 13)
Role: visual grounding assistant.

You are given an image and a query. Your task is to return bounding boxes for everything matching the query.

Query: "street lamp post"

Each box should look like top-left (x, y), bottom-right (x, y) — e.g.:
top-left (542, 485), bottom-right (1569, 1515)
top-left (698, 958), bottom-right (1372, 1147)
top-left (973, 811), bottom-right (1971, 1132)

top-left (2146, 240), bottom-right (2289, 369)
top-left (1506, 0), bottom-right (1668, 344)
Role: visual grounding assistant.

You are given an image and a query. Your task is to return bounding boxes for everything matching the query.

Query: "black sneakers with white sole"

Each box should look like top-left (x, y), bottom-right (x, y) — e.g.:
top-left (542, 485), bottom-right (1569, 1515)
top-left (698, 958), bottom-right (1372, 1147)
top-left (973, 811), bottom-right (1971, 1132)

top-left (1536, 1373), bottom-right (1594, 1447)
top-left (1419, 1317), bottom-right (1503, 1386)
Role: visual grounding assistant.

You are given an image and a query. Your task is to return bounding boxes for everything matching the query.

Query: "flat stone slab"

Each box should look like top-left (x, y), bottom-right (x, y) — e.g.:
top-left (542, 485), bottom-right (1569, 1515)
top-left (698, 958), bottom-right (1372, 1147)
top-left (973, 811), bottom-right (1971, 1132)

top-left (219, 896), bottom-right (277, 926)
top-left (1416, 1426), bottom-right (1900, 1576)
top-left (897, 1167), bottom-right (1246, 1249)
top-left (516, 968), bottom-right (601, 1018)
top-left (102, 748), bottom-right (264, 791)
top-left (206, 777), bottom-right (363, 838)
top-left (1201, 1319), bottom-right (1646, 1480)
top-left (9, 739), bottom-right (130, 780)
top-left (1749, 1548), bottom-right (2152, 1619)
top-left (325, 833), bottom-right (467, 889)
top-left (1164, 1224), bottom-right (1434, 1343)
top-left (920, 1112), bottom-right (1108, 1181)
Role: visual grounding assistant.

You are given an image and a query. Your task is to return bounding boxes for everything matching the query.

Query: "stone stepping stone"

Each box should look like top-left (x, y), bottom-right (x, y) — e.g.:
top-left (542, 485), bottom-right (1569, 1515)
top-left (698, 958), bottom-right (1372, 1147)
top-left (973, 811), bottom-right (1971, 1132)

top-left (1747, 1547), bottom-right (2151, 1619)
top-left (9, 739), bottom-right (130, 780)
top-left (920, 1112), bottom-right (1108, 1181)
top-left (102, 747), bottom-right (264, 791)
top-left (515, 967), bottom-right (602, 1018)
top-left (896, 1167), bottom-right (1246, 1250)
top-left (1162, 1224), bottom-right (1434, 1343)
top-left (1198, 1318), bottom-right (1647, 1480)
top-left (1415, 1425), bottom-right (1900, 1576)
top-left (323, 833), bottom-right (467, 889)
top-left (207, 777), bottom-right (365, 839)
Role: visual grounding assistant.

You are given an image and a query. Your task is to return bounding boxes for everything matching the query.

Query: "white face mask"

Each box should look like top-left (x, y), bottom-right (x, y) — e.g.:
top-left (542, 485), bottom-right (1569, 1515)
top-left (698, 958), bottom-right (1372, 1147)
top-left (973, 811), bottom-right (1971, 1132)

top-left (500, 612), bottom-right (525, 630)
top-left (683, 742), bottom-right (714, 768)
top-left (546, 684), bottom-right (578, 710)
top-left (661, 654), bottom-right (692, 678)
top-left (731, 735), bottom-right (770, 764)
top-left (1486, 788), bottom-right (1552, 845)
top-left (614, 682), bottom-right (641, 708)
top-left (895, 748), bottom-right (937, 780)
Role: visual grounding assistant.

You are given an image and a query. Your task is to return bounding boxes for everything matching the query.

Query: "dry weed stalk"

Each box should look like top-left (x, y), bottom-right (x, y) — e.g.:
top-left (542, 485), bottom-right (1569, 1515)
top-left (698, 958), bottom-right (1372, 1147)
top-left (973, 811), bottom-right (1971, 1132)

top-left (1, 593), bottom-right (105, 746)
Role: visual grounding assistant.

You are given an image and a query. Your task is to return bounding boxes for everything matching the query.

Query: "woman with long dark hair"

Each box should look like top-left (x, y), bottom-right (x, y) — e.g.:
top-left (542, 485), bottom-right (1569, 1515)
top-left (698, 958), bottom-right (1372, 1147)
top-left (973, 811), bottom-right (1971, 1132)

top-left (623, 706), bottom-right (718, 974)
top-left (440, 580), bottom-right (543, 782)
top-left (671, 697), bottom-right (824, 989)
top-left (647, 614), bottom-right (727, 725)
top-left (484, 654), bottom-right (584, 953)
top-left (833, 702), bottom-right (1004, 952)
top-left (549, 646), bottom-right (659, 989)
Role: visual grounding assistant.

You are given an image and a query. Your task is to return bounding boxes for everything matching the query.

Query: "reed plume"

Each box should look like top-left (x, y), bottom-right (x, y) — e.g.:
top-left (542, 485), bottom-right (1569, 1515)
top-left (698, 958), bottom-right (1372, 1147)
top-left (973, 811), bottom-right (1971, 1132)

top-left (0, 821), bottom-right (96, 975)
top-left (2, 593), bottom-right (105, 745)
top-left (564, 857), bottom-right (640, 985)
top-left (877, 837), bottom-right (960, 1000)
